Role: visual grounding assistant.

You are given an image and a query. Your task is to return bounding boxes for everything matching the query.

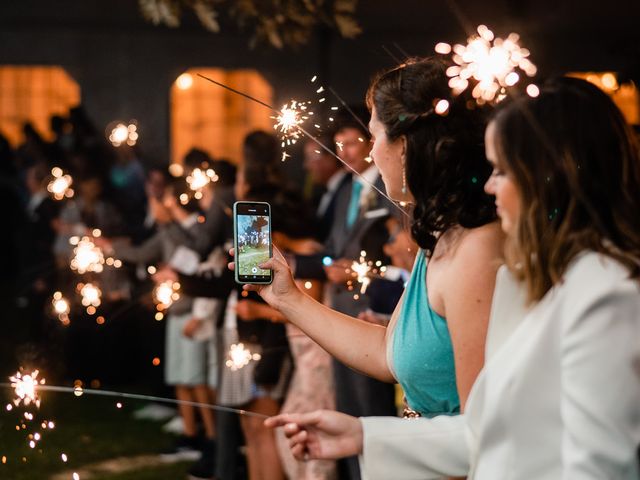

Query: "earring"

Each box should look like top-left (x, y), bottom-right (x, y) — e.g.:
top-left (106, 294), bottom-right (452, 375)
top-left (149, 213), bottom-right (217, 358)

top-left (401, 159), bottom-right (407, 195)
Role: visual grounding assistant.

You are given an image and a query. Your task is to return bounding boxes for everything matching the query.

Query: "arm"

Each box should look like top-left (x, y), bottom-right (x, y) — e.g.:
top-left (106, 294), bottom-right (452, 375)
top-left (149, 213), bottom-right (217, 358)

top-left (439, 224), bottom-right (503, 410)
top-left (236, 279), bottom-right (322, 323)
top-left (164, 196), bottom-right (231, 257)
top-left (111, 230), bottom-right (164, 265)
top-left (235, 248), bottom-right (394, 382)
top-left (265, 410), bottom-right (470, 479)
top-left (176, 269), bottom-right (235, 299)
top-left (561, 285), bottom-right (640, 478)
top-left (360, 415), bottom-right (470, 479)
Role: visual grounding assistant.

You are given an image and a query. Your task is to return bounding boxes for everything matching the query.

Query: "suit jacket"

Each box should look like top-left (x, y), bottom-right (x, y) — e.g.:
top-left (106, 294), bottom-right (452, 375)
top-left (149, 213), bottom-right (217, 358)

top-left (164, 186), bottom-right (234, 258)
top-left (360, 252), bottom-right (640, 480)
top-left (315, 171), bottom-right (351, 243)
top-left (325, 174), bottom-right (395, 317)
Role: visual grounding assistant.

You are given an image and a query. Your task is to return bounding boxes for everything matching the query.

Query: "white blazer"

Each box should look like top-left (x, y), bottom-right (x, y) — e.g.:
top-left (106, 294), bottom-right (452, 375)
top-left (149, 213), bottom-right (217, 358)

top-left (360, 252), bottom-right (640, 479)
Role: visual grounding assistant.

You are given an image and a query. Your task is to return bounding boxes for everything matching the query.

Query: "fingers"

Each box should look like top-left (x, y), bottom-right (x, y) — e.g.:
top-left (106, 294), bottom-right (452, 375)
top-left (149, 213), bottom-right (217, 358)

top-left (227, 248), bottom-right (236, 271)
top-left (265, 411), bottom-right (323, 430)
top-left (290, 441), bottom-right (308, 461)
top-left (288, 429), bottom-right (309, 459)
top-left (257, 257), bottom-right (276, 270)
top-left (264, 413), bottom-right (294, 429)
top-left (258, 256), bottom-right (290, 273)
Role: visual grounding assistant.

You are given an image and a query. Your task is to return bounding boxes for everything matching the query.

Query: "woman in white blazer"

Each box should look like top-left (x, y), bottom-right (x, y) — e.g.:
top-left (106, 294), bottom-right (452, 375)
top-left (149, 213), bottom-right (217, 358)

top-left (266, 77), bottom-right (640, 479)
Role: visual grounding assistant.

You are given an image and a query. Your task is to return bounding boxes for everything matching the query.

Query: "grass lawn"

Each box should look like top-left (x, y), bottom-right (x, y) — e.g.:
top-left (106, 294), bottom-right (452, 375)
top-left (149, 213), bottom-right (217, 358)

top-left (238, 246), bottom-right (270, 276)
top-left (0, 389), bottom-right (189, 479)
top-left (91, 463), bottom-right (192, 480)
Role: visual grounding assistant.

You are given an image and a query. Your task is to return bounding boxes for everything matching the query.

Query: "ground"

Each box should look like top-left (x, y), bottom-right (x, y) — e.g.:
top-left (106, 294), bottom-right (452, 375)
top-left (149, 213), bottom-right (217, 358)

top-left (238, 246), bottom-right (270, 276)
top-left (0, 390), bottom-right (194, 479)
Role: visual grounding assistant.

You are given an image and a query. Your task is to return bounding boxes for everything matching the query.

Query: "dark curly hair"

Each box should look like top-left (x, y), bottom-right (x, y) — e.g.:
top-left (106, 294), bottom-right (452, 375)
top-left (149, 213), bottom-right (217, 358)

top-left (366, 57), bottom-right (496, 255)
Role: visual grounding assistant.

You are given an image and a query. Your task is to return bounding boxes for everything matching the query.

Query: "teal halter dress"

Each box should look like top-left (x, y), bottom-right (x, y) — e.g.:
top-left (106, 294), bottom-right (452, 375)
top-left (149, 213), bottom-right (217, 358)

top-left (390, 250), bottom-right (460, 417)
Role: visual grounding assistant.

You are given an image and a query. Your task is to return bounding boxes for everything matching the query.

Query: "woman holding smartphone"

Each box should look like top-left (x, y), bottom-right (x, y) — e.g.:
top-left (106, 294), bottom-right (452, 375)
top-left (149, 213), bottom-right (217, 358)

top-left (233, 57), bottom-right (505, 422)
top-left (268, 77), bottom-right (640, 479)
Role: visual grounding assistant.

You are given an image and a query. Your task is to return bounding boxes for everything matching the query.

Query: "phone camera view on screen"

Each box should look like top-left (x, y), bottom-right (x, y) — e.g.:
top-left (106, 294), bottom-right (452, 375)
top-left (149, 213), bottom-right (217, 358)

top-left (234, 202), bottom-right (272, 284)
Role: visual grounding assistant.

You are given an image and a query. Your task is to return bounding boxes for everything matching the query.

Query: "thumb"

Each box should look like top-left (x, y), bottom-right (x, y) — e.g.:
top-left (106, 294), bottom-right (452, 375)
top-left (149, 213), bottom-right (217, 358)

top-left (258, 256), bottom-right (288, 273)
top-left (272, 244), bottom-right (287, 263)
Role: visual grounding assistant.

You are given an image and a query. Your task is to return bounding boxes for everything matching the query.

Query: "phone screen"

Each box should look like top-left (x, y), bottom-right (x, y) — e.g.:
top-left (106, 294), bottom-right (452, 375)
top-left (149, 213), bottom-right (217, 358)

top-left (234, 201), bottom-right (272, 284)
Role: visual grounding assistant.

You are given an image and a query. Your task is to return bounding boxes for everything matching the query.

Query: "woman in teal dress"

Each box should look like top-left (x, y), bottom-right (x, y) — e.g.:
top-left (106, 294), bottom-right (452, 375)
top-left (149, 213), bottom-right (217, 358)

top-left (238, 58), bottom-right (504, 418)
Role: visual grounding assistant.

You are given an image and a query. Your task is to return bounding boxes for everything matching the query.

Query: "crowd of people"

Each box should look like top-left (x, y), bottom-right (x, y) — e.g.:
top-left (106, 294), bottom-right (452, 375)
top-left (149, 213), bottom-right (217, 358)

top-left (1, 54), bottom-right (640, 480)
top-left (0, 95), bottom-right (415, 480)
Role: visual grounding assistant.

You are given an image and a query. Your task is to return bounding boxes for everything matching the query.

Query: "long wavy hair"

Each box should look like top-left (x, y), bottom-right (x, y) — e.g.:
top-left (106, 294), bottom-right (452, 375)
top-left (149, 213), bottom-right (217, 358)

top-left (366, 57), bottom-right (496, 255)
top-left (491, 77), bottom-right (640, 303)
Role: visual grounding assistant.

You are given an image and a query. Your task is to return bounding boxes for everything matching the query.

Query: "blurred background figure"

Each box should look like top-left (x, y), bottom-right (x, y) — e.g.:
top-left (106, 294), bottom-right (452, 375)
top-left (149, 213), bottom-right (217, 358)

top-left (302, 135), bottom-right (349, 243)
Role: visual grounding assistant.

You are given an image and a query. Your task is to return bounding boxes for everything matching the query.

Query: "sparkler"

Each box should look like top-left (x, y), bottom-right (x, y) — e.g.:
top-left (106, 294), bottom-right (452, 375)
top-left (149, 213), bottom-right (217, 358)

top-left (153, 280), bottom-right (180, 311)
top-left (225, 343), bottom-right (261, 371)
top-left (436, 25), bottom-right (537, 104)
top-left (108, 122), bottom-right (139, 147)
top-left (47, 167), bottom-right (74, 200)
top-left (351, 251), bottom-right (372, 295)
top-left (346, 251), bottom-right (388, 298)
top-left (272, 100), bottom-right (311, 150)
top-left (185, 167), bottom-right (218, 195)
top-left (1, 382), bottom-right (269, 419)
top-left (51, 291), bottom-right (71, 325)
top-left (70, 236), bottom-right (105, 274)
top-left (196, 74), bottom-right (410, 218)
top-left (9, 370), bottom-right (44, 408)
top-left (78, 283), bottom-right (102, 309)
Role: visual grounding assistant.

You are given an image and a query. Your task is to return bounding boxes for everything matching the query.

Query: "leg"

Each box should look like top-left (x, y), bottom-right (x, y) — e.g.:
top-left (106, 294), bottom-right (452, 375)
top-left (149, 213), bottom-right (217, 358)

top-left (175, 385), bottom-right (197, 437)
top-left (215, 410), bottom-right (244, 480)
top-left (193, 384), bottom-right (216, 439)
top-left (240, 397), bottom-right (285, 480)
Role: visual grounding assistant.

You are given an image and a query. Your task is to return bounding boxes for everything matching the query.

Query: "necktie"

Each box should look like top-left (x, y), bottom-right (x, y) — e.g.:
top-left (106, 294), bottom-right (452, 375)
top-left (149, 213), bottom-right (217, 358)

top-left (346, 180), bottom-right (363, 228)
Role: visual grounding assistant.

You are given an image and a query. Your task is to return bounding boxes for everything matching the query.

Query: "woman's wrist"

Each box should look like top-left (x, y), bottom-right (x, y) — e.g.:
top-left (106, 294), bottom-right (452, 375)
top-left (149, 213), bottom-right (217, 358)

top-left (277, 285), bottom-right (307, 320)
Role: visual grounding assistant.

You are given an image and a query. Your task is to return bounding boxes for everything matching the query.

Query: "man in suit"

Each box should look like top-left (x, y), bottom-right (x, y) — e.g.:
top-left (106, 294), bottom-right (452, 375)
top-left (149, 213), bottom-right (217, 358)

top-left (302, 136), bottom-right (350, 243)
top-left (295, 110), bottom-right (398, 480)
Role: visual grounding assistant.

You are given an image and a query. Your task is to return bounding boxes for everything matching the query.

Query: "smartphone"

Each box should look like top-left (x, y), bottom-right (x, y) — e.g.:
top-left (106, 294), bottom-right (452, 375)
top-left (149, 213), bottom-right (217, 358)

top-left (233, 201), bottom-right (273, 284)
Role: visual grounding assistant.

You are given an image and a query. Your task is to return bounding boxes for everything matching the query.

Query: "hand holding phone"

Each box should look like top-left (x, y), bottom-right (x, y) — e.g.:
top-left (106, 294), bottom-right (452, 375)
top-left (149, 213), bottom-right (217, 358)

top-left (233, 201), bottom-right (273, 284)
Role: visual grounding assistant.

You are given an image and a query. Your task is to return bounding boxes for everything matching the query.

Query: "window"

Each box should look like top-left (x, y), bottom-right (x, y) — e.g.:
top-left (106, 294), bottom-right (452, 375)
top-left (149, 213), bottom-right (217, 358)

top-left (171, 68), bottom-right (273, 165)
top-left (0, 66), bottom-right (80, 146)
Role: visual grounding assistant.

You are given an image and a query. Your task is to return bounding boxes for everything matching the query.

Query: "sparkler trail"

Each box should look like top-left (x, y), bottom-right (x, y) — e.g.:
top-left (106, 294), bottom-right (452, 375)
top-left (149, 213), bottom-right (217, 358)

top-left (392, 42), bottom-right (411, 60)
top-left (197, 74), bottom-right (410, 218)
top-left (327, 87), bottom-right (370, 134)
top-left (0, 383), bottom-right (268, 419)
top-left (381, 44), bottom-right (402, 63)
top-left (444, 0), bottom-right (475, 37)
top-left (196, 74), bottom-right (272, 109)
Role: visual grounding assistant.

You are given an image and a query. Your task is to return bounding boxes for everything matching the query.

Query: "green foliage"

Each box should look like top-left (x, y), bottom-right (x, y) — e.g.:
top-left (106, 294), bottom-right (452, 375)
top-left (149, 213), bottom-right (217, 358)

top-left (138, 0), bottom-right (361, 49)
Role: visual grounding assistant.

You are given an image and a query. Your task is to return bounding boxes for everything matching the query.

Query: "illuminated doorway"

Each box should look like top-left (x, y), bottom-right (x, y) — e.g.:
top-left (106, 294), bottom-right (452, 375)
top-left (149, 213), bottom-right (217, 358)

top-left (0, 66), bottom-right (81, 146)
top-left (171, 68), bottom-right (273, 165)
